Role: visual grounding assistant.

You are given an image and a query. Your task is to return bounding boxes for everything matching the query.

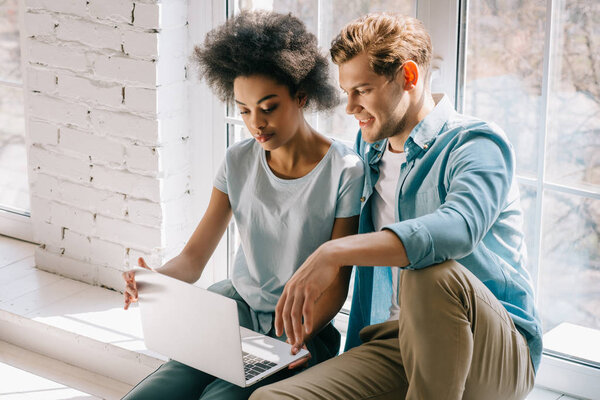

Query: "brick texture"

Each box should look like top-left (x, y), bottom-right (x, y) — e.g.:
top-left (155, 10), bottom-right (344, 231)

top-left (24, 0), bottom-right (194, 291)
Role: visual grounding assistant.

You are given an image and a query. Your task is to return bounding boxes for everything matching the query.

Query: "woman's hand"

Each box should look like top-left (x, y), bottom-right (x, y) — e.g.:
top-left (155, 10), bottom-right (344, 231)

top-left (122, 257), bottom-right (153, 310)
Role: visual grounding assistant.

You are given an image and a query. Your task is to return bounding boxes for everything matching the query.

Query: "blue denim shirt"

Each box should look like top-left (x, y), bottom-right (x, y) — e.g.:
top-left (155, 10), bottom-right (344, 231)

top-left (345, 95), bottom-right (542, 372)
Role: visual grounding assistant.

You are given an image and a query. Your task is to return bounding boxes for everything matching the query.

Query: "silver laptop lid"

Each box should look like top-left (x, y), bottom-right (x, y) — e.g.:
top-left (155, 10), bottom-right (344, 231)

top-left (134, 269), bottom-right (246, 386)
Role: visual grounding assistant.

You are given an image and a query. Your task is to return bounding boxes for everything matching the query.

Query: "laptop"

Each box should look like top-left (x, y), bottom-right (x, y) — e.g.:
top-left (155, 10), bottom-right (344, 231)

top-left (133, 268), bottom-right (309, 387)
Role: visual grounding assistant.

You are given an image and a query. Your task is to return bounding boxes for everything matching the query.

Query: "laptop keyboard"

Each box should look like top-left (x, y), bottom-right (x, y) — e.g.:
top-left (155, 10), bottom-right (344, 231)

top-left (243, 352), bottom-right (277, 381)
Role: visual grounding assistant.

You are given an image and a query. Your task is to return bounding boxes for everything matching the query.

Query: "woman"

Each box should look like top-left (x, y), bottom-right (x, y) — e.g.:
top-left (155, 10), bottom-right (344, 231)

top-left (121, 10), bottom-right (364, 400)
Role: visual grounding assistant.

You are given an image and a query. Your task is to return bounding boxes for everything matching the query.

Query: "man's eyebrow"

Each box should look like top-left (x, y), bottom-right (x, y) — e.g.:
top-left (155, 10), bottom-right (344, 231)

top-left (340, 83), bottom-right (372, 92)
top-left (234, 94), bottom-right (279, 106)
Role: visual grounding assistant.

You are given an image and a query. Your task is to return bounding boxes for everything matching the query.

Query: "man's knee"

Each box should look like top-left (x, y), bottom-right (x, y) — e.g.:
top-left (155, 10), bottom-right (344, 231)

top-left (399, 260), bottom-right (474, 325)
top-left (401, 259), bottom-right (463, 297)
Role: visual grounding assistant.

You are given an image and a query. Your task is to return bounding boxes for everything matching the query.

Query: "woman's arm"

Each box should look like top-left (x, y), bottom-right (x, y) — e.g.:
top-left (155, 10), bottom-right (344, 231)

top-left (124, 188), bottom-right (232, 309)
top-left (156, 187), bottom-right (233, 283)
top-left (279, 215), bottom-right (359, 348)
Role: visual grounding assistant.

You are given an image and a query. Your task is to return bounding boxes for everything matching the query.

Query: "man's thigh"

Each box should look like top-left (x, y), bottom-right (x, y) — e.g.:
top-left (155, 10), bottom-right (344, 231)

top-left (463, 272), bottom-right (534, 400)
top-left (250, 321), bottom-right (407, 400)
top-left (400, 261), bottom-right (534, 400)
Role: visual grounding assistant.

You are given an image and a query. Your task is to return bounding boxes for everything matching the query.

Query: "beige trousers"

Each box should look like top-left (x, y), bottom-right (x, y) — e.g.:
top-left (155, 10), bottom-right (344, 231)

top-left (250, 261), bottom-right (535, 400)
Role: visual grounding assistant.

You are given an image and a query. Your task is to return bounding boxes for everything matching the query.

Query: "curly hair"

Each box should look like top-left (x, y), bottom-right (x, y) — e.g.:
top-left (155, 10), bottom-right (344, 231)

top-left (193, 10), bottom-right (338, 111)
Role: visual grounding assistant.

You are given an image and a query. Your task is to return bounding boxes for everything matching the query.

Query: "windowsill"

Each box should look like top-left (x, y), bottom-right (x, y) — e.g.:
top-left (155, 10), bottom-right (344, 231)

top-left (0, 253), bottom-right (161, 358)
top-left (0, 209), bottom-right (33, 242)
top-left (0, 235), bottom-right (165, 392)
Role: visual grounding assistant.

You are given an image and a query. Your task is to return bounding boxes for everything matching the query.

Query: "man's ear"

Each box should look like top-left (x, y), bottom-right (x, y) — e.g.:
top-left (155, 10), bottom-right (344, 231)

top-left (400, 60), bottom-right (419, 90)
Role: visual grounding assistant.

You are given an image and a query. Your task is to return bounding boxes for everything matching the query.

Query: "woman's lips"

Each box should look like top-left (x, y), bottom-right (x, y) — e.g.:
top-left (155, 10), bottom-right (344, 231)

top-left (255, 133), bottom-right (274, 143)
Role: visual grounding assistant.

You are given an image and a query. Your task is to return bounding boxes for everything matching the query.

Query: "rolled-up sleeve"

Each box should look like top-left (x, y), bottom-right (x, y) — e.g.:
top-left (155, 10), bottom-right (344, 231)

top-left (383, 134), bottom-right (514, 269)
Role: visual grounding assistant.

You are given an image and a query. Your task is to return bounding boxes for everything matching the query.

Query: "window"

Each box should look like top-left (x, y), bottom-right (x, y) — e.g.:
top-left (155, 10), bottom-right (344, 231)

top-left (461, 0), bottom-right (600, 396)
top-left (0, 0), bottom-right (31, 241)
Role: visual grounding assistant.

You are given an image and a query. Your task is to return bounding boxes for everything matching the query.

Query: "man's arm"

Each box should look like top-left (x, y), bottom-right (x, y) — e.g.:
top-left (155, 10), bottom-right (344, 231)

top-left (276, 229), bottom-right (407, 345)
top-left (385, 134), bottom-right (514, 269)
top-left (277, 216), bottom-right (360, 348)
top-left (275, 134), bottom-right (514, 339)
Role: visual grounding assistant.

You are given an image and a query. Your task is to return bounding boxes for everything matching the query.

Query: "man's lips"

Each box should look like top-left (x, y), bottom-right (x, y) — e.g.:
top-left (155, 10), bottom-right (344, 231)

top-left (254, 133), bottom-right (274, 143)
top-left (358, 117), bottom-right (375, 128)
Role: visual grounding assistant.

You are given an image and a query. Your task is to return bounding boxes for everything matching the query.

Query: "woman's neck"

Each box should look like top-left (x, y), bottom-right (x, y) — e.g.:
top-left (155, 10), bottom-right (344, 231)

top-left (267, 120), bottom-right (331, 179)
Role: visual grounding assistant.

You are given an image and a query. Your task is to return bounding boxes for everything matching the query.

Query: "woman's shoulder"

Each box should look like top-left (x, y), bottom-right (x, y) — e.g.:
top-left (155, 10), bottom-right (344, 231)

top-left (225, 137), bottom-right (261, 160)
top-left (328, 140), bottom-right (365, 173)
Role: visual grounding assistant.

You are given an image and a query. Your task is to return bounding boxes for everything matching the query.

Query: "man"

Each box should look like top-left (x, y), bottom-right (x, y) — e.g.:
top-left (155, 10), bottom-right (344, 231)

top-left (251, 13), bottom-right (542, 400)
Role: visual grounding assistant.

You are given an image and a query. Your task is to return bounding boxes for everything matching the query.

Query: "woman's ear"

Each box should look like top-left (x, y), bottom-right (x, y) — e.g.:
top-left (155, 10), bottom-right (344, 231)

top-left (297, 92), bottom-right (308, 108)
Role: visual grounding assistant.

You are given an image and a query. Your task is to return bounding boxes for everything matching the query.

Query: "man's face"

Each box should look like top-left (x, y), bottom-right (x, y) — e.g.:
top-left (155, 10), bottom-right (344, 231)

top-left (338, 52), bottom-right (409, 143)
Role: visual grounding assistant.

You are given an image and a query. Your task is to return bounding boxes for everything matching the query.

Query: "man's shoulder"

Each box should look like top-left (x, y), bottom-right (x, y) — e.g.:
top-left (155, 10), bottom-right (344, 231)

top-left (445, 113), bottom-right (509, 141)
top-left (440, 113), bottom-right (513, 153)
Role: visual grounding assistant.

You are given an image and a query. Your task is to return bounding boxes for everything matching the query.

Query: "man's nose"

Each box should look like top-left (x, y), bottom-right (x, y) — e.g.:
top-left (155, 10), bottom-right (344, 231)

top-left (345, 94), bottom-right (362, 115)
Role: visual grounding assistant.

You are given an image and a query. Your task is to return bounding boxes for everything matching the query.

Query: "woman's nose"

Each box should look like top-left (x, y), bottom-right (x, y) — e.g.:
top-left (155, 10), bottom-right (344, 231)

top-left (248, 113), bottom-right (267, 131)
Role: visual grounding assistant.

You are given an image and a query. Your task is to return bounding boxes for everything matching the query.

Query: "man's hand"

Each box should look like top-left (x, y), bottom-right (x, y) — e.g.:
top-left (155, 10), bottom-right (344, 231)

top-left (275, 242), bottom-right (342, 348)
top-left (286, 340), bottom-right (311, 370)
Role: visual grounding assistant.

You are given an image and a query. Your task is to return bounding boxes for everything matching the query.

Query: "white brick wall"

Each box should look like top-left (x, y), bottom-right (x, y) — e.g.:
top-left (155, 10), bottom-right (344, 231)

top-left (24, 0), bottom-right (195, 290)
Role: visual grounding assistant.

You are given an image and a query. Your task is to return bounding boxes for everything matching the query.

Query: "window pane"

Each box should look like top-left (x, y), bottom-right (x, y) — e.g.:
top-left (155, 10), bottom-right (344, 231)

top-left (233, 0), bottom-right (318, 34)
top-left (0, 85), bottom-right (29, 213)
top-left (0, 0), bottom-right (21, 83)
top-left (539, 191), bottom-right (600, 333)
top-left (228, 122), bottom-right (252, 144)
top-left (463, 0), bottom-right (547, 177)
top-left (545, 1), bottom-right (600, 189)
top-left (519, 183), bottom-right (538, 280)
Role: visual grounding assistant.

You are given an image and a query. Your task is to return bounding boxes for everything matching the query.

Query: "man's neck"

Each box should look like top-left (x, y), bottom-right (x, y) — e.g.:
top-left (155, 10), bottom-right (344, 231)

top-left (388, 92), bottom-right (436, 152)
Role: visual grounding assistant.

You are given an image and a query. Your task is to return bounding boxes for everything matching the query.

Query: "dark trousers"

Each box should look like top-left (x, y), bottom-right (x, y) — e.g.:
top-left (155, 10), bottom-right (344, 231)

top-left (122, 279), bottom-right (340, 400)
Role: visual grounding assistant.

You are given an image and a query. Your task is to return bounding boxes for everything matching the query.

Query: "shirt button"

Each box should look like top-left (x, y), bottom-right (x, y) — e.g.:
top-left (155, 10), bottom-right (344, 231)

top-left (423, 144), bottom-right (429, 149)
top-left (360, 196), bottom-right (366, 202)
top-left (374, 144), bottom-right (380, 148)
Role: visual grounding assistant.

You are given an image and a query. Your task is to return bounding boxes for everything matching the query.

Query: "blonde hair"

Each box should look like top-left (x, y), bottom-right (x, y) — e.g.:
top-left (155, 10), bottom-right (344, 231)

top-left (330, 13), bottom-right (432, 80)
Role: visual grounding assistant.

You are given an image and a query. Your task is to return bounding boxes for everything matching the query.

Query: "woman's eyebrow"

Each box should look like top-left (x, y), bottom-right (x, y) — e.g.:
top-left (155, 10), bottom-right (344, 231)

top-left (234, 94), bottom-right (279, 106)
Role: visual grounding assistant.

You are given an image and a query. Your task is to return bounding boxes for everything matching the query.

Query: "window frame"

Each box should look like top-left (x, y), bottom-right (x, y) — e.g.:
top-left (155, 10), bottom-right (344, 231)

top-left (187, 0), bottom-right (229, 288)
top-left (0, 0), bottom-right (33, 242)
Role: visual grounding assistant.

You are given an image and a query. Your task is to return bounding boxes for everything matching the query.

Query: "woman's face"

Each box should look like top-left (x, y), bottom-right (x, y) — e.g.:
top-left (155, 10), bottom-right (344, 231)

top-left (233, 75), bottom-right (304, 151)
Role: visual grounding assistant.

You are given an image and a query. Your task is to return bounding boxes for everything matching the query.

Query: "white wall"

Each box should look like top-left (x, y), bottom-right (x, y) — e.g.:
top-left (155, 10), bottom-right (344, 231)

top-left (22, 0), bottom-right (200, 291)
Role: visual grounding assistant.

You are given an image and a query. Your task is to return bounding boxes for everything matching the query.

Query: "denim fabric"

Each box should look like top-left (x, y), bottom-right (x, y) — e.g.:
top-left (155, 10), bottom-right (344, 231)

top-left (345, 95), bottom-right (542, 372)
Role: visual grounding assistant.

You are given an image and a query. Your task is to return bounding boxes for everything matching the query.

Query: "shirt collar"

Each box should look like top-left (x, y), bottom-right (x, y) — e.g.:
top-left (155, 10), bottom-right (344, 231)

top-left (364, 93), bottom-right (452, 164)
top-left (409, 93), bottom-right (451, 152)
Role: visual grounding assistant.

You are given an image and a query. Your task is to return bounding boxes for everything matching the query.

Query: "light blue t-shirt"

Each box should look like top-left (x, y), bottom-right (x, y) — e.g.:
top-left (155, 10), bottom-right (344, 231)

top-left (214, 138), bottom-right (365, 332)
